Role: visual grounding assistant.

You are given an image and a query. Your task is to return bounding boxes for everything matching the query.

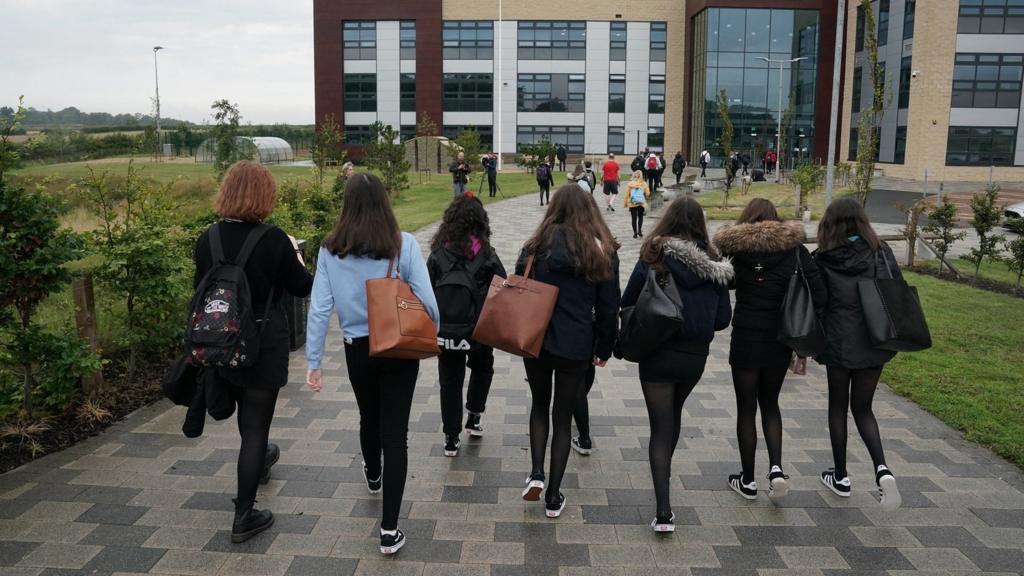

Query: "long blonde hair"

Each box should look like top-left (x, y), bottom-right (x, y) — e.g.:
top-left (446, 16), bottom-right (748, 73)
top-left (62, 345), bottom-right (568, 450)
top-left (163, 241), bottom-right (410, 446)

top-left (629, 169), bottom-right (644, 182)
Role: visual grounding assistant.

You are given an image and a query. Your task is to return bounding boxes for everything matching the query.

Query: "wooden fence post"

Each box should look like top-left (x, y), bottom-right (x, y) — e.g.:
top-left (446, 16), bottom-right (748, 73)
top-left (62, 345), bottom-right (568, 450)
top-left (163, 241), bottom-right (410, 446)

top-left (72, 274), bottom-right (105, 397)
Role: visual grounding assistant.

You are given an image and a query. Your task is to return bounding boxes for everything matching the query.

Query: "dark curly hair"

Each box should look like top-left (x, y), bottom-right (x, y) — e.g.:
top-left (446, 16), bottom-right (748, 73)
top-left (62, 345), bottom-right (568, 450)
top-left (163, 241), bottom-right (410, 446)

top-left (430, 194), bottom-right (492, 258)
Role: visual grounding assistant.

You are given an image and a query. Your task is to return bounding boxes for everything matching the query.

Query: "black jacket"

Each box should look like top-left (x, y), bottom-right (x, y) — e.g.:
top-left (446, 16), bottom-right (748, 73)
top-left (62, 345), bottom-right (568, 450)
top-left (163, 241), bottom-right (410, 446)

top-left (714, 221), bottom-right (827, 344)
top-left (482, 156), bottom-right (497, 175)
top-left (672, 154), bottom-right (685, 175)
top-left (621, 238), bottom-right (734, 355)
top-left (814, 238), bottom-right (901, 369)
top-left (162, 357), bottom-right (234, 438)
top-left (630, 155), bottom-right (644, 172)
top-left (515, 227), bottom-right (620, 361)
top-left (556, 147), bottom-right (567, 161)
top-left (449, 160), bottom-right (471, 184)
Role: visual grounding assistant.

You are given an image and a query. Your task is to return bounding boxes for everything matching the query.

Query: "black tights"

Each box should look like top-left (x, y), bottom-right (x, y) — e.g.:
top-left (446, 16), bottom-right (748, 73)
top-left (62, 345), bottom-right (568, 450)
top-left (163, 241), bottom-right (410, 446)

top-left (538, 182), bottom-right (550, 204)
top-left (731, 365), bottom-right (788, 482)
top-left (234, 386), bottom-right (280, 504)
top-left (630, 207), bottom-right (645, 236)
top-left (640, 348), bottom-right (706, 518)
top-left (826, 365), bottom-right (887, 478)
top-left (573, 364), bottom-right (597, 440)
top-left (524, 352), bottom-right (589, 501)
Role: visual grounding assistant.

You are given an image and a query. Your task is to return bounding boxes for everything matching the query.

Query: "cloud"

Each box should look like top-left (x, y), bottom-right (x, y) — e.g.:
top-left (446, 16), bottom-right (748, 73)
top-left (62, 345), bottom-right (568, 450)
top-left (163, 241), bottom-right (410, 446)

top-left (0, 0), bottom-right (314, 124)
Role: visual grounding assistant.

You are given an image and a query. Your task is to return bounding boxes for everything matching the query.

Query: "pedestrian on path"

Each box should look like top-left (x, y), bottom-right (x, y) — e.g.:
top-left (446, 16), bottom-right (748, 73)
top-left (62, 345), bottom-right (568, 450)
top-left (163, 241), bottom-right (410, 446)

top-left (621, 196), bottom-right (733, 533)
top-left (517, 185), bottom-right (620, 519)
top-left (428, 194), bottom-right (506, 458)
top-left (570, 163), bottom-right (592, 193)
top-left (699, 149), bottom-right (710, 178)
top-left (449, 151), bottom-right (471, 198)
top-left (537, 157), bottom-right (555, 206)
top-left (814, 197), bottom-right (903, 512)
top-left (624, 170), bottom-right (651, 239)
top-left (656, 152), bottom-right (666, 189)
top-left (672, 152), bottom-right (686, 185)
top-left (601, 153), bottom-right (620, 212)
top-left (644, 151), bottom-right (661, 193)
top-left (192, 161), bottom-right (314, 544)
top-left (713, 199), bottom-right (827, 502)
top-left (556, 144), bottom-right (567, 172)
top-left (305, 173), bottom-right (440, 556)
top-left (482, 153), bottom-right (498, 198)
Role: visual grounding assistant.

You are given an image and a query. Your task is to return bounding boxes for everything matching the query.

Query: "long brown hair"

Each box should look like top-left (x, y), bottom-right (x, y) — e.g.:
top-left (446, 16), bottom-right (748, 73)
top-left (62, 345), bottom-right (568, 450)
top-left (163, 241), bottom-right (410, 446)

top-left (641, 195), bottom-right (717, 264)
top-left (322, 173), bottom-right (401, 259)
top-left (736, 198), bottom-right (781, 224)
top-left (817, 197), bottom-right (880, 252)
top-left (523, 185), bottom-right (616, 282)
top-left (430, 194), bottom-right (491, 257)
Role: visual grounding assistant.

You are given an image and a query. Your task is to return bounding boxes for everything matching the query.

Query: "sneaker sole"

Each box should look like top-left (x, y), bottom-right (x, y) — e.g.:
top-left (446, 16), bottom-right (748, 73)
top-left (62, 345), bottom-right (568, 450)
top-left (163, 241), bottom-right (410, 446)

top-left (443, 449), bottom-right (459, 457)
top-left (651, 521), bottom-right (675, 533)
top-left (367, 485), bottom-right (382, 495)
top-left (728, 481), bottom-right (758, 501)
top-left (380, 538), bottom-right (406, 555)
top-left (231, 515), bottom-right (274, 543)
top-left (820, 475), bottom-right (852, 498)
top-left (769, 477), bottom-right (789, 499)
top-left (545, 502), bottom-right (566, 518)
top-left (522, 481), bottom-right (544, 501)
top-left (879, 475), bottom-right (902, 511)
top-left (571, 444), bottom-right (593, 456)
top-left (466, 429), bottom-right (484, 438)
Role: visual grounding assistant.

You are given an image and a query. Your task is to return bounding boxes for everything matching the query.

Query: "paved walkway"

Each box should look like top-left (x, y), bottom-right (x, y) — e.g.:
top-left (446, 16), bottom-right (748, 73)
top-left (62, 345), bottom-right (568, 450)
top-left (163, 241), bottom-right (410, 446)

top-left (2, 193), bottom-right (1024, 576)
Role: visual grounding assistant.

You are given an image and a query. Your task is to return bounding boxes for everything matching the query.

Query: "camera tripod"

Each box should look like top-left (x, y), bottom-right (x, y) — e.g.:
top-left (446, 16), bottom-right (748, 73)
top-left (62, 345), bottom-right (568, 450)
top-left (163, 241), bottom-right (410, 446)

top-left (476, 171), bottom-right (506, 199)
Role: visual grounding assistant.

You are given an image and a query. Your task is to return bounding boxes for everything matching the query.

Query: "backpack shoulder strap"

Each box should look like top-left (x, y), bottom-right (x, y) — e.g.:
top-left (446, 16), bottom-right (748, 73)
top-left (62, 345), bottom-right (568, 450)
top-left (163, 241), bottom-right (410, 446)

top-left (235, 224), bottom-right (273, 268)
top-left (208, 223), bottom-right (226, 263)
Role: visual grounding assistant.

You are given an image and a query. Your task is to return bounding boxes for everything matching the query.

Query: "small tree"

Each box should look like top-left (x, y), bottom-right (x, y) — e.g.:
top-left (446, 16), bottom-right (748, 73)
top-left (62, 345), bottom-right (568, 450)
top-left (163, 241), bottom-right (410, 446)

top-left (716, 89), bottom-right (735, 208)
top-left (967, 184), bottom-right (1005, 278)
top-left (310, 115), bottom-right (345, 191)
top-left (0, 96), bottom-right (26, 181)
top-left (416, 112), bottom-right (439, 137)
top-left (792, 162), bottom-right (824, 218)
top-left (365, 122), bottom-right (410, 197)
top-left (922, 198), bottom-right (965, 275)
top-left (209, 99), bottom-right (252, 181)
top-left (448, 127), bottom-right (484, 168)
top-left (1004, 237), bottom-right (1024, 288)
top-left (852, 0), bottom-right (887, 207)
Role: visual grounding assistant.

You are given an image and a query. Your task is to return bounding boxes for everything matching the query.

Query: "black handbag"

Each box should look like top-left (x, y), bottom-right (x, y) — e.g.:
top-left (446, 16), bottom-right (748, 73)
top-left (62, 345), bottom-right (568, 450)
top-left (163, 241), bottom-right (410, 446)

top-left (857, 248), bottom-right (932, 352)
top-left (617, 267), bottom-right (684, 362)
top-left (777, 248), bottom-right (825, 357)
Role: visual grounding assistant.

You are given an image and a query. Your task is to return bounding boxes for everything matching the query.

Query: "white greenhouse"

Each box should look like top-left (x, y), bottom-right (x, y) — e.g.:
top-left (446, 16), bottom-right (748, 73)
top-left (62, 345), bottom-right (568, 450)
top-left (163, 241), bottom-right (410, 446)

top-left (195, 136), bottom-right (295, 164)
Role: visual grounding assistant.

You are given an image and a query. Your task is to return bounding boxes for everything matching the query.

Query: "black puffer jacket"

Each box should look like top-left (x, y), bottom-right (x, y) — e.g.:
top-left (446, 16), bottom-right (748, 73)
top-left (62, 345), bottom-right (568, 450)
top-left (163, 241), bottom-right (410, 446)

top-left (814, 238), bottom-right (901, 369)
top-left (714, 220), bottom-right (827, 343)
top-left (515, 227), bottom-right (620, 362)
top-left (621, 238), bottom-right (734, 355)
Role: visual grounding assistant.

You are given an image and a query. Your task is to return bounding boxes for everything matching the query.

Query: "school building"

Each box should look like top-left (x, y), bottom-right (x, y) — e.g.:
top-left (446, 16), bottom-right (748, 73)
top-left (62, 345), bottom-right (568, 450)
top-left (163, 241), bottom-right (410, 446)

top-left (314, 0), bottom-right (1024, 181)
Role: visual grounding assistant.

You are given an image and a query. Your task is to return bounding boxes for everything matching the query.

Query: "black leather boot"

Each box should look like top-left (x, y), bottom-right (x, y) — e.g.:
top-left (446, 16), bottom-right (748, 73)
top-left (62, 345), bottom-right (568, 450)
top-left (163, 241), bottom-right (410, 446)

top-left (259, 443), bottom-right (280, 485)
top-left (232, 498), bottom-right (274, 543)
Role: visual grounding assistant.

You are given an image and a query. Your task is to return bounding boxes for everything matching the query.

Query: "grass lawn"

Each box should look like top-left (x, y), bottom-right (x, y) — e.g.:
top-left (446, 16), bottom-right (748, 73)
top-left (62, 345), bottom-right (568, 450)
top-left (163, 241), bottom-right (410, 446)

top-left (917, 257), bottom-right (1023, 289)
top-left (693, 181), bottom-right (852, 221)
top-left (883, 271), bottom-right (1024, 468)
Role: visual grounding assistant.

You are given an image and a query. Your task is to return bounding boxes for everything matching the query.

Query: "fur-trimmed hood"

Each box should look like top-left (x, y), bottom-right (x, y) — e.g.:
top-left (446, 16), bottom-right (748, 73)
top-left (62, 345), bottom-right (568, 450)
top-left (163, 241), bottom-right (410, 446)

top-left (661, 238), bottom-right (734, 286)
top-left (713, 221), bottom-right (807, 255)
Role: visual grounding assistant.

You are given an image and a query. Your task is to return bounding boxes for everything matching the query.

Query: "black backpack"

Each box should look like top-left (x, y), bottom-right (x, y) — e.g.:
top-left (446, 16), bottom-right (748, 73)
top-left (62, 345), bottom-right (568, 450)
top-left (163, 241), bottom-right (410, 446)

top-left (185, 223), bottom-right (273, 369)
top-left (433, 248), bottom-right (488, 344)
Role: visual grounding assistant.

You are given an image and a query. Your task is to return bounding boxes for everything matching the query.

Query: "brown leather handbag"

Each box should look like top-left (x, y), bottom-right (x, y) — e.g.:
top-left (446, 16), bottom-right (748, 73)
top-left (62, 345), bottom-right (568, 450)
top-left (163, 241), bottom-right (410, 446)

top-left (472, 255), bottom-right (559, 359)
top-left (367, 258), bottom-right (440, 360)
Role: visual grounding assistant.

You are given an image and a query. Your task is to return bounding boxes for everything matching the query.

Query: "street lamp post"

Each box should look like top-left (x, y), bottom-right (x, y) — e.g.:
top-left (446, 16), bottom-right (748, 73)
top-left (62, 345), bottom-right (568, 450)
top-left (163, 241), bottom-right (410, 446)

top-left (153, 46), bottom-right (164, 159)
top-left (824, 0), bottom-right (847, 207)
top-left (759, 56), bottom-right (806, 184)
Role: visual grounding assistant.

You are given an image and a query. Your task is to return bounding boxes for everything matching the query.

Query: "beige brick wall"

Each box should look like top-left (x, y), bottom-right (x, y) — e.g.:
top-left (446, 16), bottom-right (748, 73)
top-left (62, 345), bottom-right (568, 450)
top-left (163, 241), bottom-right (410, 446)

top-left (441, 0), bottom-right (686, 153)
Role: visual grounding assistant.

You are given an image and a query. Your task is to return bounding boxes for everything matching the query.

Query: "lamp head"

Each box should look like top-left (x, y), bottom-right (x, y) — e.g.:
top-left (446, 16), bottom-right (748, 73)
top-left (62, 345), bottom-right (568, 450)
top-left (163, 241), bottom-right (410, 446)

top-left (153, 46), bottom-right (164, 52)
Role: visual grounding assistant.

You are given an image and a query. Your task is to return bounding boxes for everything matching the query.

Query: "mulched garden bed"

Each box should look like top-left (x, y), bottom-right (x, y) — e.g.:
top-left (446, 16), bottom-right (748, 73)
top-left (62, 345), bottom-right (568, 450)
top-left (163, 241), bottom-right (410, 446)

top-left (908, 265), bottom-right (1023, 299)
top-left (0, 352), bottom-right (166, 474)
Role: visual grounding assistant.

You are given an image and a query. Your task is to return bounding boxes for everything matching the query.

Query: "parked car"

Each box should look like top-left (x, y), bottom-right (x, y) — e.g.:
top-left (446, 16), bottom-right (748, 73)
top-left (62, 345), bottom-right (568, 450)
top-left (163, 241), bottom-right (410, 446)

top-left (1006, 201), bottom-right (1024, 221)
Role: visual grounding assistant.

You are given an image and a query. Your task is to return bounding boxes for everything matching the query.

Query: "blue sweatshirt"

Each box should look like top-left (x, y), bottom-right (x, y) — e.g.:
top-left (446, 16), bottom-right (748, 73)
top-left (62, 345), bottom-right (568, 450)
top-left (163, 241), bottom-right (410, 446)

top-left (306, 232), bottom-right (440, 370)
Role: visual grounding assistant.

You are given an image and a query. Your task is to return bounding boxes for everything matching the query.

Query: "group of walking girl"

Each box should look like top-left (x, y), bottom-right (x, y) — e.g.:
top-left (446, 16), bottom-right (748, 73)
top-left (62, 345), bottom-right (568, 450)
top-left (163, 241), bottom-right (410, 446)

top-left (193, 161), bottom-right (906, 557)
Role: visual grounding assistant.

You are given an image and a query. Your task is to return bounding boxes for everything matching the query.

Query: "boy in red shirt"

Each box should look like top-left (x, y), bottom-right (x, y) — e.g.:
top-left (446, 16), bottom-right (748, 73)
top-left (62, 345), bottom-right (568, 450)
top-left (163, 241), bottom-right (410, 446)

top-left (601, 154), bottom-right (620, 212)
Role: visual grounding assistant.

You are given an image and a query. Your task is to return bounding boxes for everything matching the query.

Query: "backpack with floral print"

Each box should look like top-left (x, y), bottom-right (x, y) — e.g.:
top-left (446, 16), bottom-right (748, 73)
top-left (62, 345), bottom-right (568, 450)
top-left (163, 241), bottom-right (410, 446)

top-left (185, 223), bottom-right (272, 369)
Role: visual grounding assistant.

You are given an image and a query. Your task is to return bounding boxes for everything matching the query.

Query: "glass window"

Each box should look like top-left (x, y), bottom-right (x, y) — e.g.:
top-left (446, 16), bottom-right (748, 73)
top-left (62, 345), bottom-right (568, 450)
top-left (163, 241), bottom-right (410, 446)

top-left (400, 125), bottom-right (416, 142)
top-left (442, 21), bottom-right (494, 60)
top-left (518, 73), bottom-right (585, 113)
top-left (443, 73), bottom-right (493, 112)
top-left (648, 127), bottom-right (665, 152)
top-left (400, 73), bottom-right (416, 112)
top-left (608, 126), bottom-right (625, 154)
top-left (904, 0), bottom-right (916, 39)
top-left (878, 0), bottom-right (890, 47)
top-left (443, 125), bottom-right (494, 149)
top-left (516, 126), bottom-right (585, 153)
top-left (343, 73), bottom-right (376, 112)
top-left (400, 21), bottom-right (416, 60)
top-left (848, 127), bottom-right (859, 161)
top-left (899, 56), bottom-right (912, 109)
top-left (746, 10), bottom-right (771, 53)
top-left (894, 125), bottom-right (907, 164)
top-left (344, 125), bottom-right (372, 145)
top-left (951, 53), bottom-right (1023, 108)
top-left (343, 21), bottom-right (376, 61)
top-left (649, 75), bottom-right (666, 114)
top-left (650, 22), bottom-right (667, 61)
top-left (720, 9), bottom-right (746, 52)
top-left (958, 0), bottom-right (1024, 34)
top-left (852, 67), bottom-right (863, 113)
top-left (946, 126), bottom-right (1017, 165)
top-left (609, 74), bottom-right (626, 113)
top-left (610, 22), bottom-right (627, 61)
top-left (518, 21), bottom-right (587, 60)
top-left (856, 5), bottom-right (865, 52)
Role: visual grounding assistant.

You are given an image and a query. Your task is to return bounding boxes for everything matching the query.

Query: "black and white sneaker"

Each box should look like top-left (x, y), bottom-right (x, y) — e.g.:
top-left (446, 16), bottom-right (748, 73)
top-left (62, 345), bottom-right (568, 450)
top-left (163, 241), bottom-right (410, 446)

top-left (443, 434), bottom-right (460, 457)
top-left (876, 466), bottom-right (902, 511)
top-left (571, 436), bottom-right (593, 456)
top-left (820, 469), bottom-right (852, 497)
top-left (767, 466), bottom-right (790, 499)
top-left (379, 529), bottom-right (406, 555)
top-left (650, 512), bottom-right (676, 533)
top-left (545, 492), bottom-right (566, 518)
top-left (465, 414), bottom-right (484, 438)
top-left (522, 473), bottom-right (545, 501)
top-left (362, 461), bottom-right (382, 494)
top-left (728, 473), bottom-right (758, 500)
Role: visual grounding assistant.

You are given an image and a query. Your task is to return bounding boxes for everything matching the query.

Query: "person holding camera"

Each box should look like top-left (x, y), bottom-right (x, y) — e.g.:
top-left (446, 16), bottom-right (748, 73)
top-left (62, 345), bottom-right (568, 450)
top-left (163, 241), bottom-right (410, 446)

top-left (449, 151), bottom-right (472, 198)
top-left (482, 153), bottom-right (498, 198)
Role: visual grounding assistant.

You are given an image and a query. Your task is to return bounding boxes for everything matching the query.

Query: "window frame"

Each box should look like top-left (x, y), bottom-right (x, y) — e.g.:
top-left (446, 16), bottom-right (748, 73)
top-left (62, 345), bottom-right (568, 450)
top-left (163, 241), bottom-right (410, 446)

top-left (898, 56), bottom-right (912, 109)
top-left (951, 53), bottom-right (1024, 109)
top-left (443, 73), bottom-right (494, 112)
top-left (343, 125), bottom-right (373, 145)
top-left (903, 0), bottom-right (916, 39)
top-left (516, 125), bottom-right (585, 153)
top-left (442, 20), bottom-right (494, 60)
top-left (650, 22), bottom-right (667, 62)
top-left (608, 74), bottom-right (626, 113)
top-left (957, 0), bottom-right (1024, 35)
top-left (852, 67), bottom-right (863, 113)
top-left (517, 73), bottom-right (586, 113)
top-left (878, 0), bottom-right (890, 47)
top-left (608, 126), bottom-right (625, 155)
top-left (400, 73), bottom-right (416, 112)
top-left (343, 73), bottom-right (377, 112)
top-left (343, 21), bottom-right (377, 61)
top-left (610, 22), bottom-right (627, 61)
top-left (946, 125), bottom-right (1017, 166)
top-left (517, 21), bottom-right (587, 60)
top-left (649, 74), bottom-right (666, 114)
top-left (400, 21), bottom-right (416, 60)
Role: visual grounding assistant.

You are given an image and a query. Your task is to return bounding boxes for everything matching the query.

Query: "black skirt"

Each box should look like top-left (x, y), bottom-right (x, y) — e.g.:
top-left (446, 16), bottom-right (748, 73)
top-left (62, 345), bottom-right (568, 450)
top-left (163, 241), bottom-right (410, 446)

top-left (728, 330), bottom-right (793, 369)
top-left (221, 304), bottom-right (291, 390)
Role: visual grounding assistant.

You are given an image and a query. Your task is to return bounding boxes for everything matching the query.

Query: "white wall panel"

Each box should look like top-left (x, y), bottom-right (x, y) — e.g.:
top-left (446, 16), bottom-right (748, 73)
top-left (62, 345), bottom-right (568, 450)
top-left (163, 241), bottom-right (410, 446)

top-left (495, 20), bottom-right (519, 159)
top-left (376, 21), bottom-right (401, 133)
top-left (517, 112), bottom-right (586, 126)
top-left (443, 60), bottom-right (494, 73)
top-left (949, 108), bottom-right (1019, 127)
top-left (517, 60), bottom-right (587, 74)
top-left (444, 112), bottom-right (494, 125)
top-left (625, 22), bottom-right (651, 154)
top-left (585, 21), bottom-right (611, 154)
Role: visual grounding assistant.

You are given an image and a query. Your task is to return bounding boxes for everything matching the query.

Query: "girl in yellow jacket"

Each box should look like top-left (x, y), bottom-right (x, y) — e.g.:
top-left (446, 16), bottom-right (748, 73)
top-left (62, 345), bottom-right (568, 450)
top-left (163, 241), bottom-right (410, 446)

top-left (624, 170), bottom-right (651, 238)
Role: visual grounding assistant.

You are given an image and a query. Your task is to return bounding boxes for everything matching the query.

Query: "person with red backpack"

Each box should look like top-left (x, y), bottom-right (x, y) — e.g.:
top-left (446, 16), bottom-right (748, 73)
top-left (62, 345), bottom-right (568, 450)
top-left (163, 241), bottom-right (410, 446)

top-left (645, 152), bottom-right (662, 193)
top-left (190, 161), bottom-right (313, 544)
top-left (427, 194), bottom-right (507, 457)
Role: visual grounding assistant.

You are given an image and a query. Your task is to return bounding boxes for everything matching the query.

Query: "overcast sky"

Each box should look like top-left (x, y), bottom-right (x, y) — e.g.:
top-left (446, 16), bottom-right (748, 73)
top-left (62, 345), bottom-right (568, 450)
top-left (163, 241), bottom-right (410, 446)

top-left (1, 0), bottom-right (315, 124)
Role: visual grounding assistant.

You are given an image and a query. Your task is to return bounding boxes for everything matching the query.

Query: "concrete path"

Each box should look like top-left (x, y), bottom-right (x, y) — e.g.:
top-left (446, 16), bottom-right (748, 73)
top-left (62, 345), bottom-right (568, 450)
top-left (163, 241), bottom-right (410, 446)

top-left (1, 192), bottom-right (1023, 576)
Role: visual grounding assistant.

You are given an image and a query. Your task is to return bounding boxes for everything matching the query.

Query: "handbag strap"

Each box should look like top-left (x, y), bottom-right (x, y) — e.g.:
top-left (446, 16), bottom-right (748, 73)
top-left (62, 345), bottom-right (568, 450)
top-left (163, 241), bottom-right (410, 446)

top-left (876, 247), bottom-right (895, 279)
top-left (793, 246), bottom-right (805, 275)
top-left (522, 255), bottom-right (535, 280)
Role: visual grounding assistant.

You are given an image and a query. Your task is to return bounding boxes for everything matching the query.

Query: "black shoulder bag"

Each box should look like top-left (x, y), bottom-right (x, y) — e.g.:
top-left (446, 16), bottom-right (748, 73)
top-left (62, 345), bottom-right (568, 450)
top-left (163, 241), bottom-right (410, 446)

top-left (778, 247), bottom-right (825, 357)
